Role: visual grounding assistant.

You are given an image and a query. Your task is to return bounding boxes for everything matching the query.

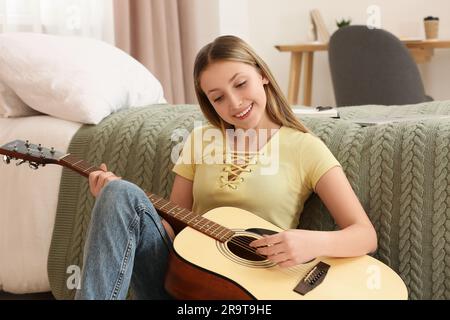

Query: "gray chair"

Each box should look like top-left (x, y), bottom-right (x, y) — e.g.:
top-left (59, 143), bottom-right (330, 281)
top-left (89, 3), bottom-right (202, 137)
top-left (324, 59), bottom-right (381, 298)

top-left (328, 25), bottom-right (432, 106)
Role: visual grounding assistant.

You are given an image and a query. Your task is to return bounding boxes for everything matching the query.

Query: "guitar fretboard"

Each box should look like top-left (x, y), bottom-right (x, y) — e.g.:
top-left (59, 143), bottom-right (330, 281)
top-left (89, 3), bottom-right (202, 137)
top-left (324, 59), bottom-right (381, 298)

top-left (60, 154), bottom-right (235, 243)
top-left (60, 154), bottom-right (101, 177)
top-left (147, 193), bottom-right (234, 242)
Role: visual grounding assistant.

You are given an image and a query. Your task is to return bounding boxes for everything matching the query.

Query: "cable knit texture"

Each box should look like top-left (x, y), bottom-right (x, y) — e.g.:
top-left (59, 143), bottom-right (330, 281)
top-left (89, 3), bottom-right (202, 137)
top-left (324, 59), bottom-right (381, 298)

top-left (48, 101), bottom-right (450, 300)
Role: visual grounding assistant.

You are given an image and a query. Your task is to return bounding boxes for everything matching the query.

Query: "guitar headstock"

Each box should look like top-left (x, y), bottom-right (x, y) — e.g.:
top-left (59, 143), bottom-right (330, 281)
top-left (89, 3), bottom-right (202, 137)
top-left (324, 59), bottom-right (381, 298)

top-left (0, 140), bottom-right (66, 170)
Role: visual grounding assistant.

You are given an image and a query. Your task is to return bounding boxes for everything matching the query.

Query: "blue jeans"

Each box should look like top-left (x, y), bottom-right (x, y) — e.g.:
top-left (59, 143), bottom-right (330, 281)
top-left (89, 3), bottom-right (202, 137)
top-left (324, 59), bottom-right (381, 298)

top-left (74, 180), bottom-right (173, 300)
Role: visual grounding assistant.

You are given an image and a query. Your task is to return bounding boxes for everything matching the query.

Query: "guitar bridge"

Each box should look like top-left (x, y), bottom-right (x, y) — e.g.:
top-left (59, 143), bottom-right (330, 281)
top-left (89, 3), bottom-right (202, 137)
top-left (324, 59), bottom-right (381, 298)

top-left (294, 261), bottom-right (330, 295)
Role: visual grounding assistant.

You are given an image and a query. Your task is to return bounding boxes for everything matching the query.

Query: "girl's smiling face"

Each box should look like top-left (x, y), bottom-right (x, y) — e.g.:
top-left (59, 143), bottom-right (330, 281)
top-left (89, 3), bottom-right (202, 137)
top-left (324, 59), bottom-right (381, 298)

top-left (200, 60), bottom-right (277, 131)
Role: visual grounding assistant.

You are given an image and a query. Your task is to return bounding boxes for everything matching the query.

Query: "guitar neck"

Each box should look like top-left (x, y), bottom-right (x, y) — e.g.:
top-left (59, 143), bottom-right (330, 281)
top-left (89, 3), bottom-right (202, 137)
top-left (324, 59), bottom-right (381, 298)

top-left (59, 154), bottom-right (234, 242)
top-left (60, 154), bottom-right (101, 177)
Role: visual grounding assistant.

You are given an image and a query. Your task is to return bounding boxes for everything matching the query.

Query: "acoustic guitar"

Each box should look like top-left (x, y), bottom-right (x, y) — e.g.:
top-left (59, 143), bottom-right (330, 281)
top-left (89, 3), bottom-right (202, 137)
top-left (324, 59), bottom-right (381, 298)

top-left (1, 139), bottom-right (408, 299)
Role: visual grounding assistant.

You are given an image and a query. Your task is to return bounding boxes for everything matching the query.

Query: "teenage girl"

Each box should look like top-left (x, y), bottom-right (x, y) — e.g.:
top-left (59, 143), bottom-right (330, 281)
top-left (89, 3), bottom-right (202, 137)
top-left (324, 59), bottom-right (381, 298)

top-left (75, 35), bottom-right (377, 300)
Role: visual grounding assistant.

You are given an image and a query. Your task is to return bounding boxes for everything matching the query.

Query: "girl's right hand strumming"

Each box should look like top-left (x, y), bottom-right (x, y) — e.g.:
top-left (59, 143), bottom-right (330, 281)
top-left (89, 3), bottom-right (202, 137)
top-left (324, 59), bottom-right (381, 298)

top-left (89, 163), bottom-right (121, 197)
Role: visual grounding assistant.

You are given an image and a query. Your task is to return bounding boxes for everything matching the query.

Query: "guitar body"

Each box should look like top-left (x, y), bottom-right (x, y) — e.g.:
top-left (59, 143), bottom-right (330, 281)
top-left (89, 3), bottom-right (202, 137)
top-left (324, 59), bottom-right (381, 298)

top-left (165, 207), bottom-right (408, 300)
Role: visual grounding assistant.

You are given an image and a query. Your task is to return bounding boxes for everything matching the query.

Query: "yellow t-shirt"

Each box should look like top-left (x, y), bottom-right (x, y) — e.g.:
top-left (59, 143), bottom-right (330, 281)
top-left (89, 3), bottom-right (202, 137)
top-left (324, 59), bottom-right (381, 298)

top-left (172, 125), bottom-right (341, 230)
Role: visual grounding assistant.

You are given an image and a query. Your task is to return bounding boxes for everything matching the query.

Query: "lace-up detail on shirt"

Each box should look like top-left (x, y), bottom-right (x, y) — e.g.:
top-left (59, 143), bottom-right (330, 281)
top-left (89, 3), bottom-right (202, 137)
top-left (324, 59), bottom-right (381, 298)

top-left (220, 151), bottom-right (258, 190)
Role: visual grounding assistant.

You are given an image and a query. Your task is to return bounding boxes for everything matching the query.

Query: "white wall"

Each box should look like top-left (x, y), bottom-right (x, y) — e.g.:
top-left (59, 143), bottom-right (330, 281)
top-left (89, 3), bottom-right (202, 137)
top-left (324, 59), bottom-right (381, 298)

top-left (179, 0), bottom-right (220, 103)
top-left (218, 0), bottom-right (250, 41)
top-left (207, 0), bottom-right (450, 106)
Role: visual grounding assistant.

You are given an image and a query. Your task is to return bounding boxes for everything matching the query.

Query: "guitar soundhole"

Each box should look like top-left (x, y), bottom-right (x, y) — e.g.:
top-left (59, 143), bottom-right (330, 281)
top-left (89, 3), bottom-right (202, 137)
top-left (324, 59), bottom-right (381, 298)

top-left (226, 235), bottom-right (266, 262)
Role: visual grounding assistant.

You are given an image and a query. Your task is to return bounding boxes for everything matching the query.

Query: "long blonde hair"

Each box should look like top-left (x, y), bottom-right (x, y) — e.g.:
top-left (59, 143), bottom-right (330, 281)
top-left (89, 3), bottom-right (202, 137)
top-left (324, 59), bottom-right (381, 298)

top-left (193, 35), bottom-right (309, 133)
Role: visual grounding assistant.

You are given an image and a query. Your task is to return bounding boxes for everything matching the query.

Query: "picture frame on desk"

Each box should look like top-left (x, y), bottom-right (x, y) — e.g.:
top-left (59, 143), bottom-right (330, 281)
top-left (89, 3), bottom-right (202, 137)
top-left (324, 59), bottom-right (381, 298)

top-left (310, 9), bottom-right (330, 43)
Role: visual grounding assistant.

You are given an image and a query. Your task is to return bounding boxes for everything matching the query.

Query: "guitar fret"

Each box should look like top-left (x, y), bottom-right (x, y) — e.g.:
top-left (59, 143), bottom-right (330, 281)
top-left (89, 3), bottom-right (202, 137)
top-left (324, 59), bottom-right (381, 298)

top-left (190, 216), bottom-right (203, 225)
top-left (200, 219), bottom-right (216, 231)
top-left (67, 156), bottom-right (80, 164)
top-left (196, 218), bottom-right (209, 230)
top-left (72, 160), bottom-right (83, 166)
top-left (169, 207), bottom-right (184, 217)
top-left (84, 166), bottom-right (96, 173)
top-left (78, 162), bottom-right (90, 170)
top-left (175, 209), bottom-right (190, 219)
top-left (58, 155), bottom-right (98, 178)
top-left (159, 202), bottom-right (172, 211)
top-left (165, 203), bottom-right (178, 213)
top-left (172, 210), bottom-right (183, 218)
top-left (74, 164), bottom-right (87, 172)
top-left (190, 216), bottom-right (203, 227)
top-left (205, 222), bottom-right (220, 233)
top-left (152, 198), bottom-right (165, 207)
top-left (201, 223), bottom-right (214, 232)
top-left (164, 202), bottom-right (176, 211)
top-left (180, 208), bottom-right (191, 216)
top-left (222, 231), bottom-right (234, 241)
top-left (61, 155), bottom-right (101, 175)
top-left (215, 227), bottom-right (229, 239)
top-left (207, 225), bottom-right (221, 235)
top-left (61, 155), bottom-right (75, 163)
top-left (184, 214), bottom-right (199, 224)
top-left (218, 232), bottom-right (231, 242)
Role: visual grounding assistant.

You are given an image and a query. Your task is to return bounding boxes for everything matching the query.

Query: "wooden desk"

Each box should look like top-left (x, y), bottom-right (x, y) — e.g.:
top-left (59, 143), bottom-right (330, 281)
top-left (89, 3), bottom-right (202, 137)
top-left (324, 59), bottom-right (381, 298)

top-left (275, 39), bottom-right (450, 105)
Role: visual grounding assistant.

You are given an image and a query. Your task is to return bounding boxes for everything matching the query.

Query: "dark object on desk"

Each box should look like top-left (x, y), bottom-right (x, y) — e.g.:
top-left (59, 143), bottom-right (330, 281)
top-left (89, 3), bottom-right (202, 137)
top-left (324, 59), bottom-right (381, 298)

top-left (316, 106), bottom-right (333, 111)
top-left (317, 106), bottom-right (340, 118)
top-left (328, 25), bottom-right (433, 107)
top-left (292, 105), bottom-right (339, 118)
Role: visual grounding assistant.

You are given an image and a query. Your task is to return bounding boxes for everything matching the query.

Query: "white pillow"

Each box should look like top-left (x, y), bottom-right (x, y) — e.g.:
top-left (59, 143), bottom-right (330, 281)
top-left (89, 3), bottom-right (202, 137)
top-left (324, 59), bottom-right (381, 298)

top-left (0, 33), bottom-right (166, 124)
top-left (0, 80), bottom-right (42, 117)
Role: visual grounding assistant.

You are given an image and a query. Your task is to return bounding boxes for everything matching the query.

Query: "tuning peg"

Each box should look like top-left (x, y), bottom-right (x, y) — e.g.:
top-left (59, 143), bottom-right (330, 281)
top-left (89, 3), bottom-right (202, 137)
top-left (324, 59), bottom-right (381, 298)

top-left (29, 162), bottom-right (39, 170)
top-left (16, 159), bottom-right (27, 166)
top-left (2, 155), bottom-right (11, 164)
top-left (25, 140), bottom-right (30, 148)
top-left (50, 147), bottom-right (55, 155)
top-left (37, 144), bottom-right (43, 151)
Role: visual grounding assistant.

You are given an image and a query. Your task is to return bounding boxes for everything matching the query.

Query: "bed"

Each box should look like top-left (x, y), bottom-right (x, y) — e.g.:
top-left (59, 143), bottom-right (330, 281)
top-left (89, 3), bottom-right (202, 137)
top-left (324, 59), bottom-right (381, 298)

top-left (0, 116), bottom-right (82, 293)
top-left (1, 100), bottom-right (450, 300)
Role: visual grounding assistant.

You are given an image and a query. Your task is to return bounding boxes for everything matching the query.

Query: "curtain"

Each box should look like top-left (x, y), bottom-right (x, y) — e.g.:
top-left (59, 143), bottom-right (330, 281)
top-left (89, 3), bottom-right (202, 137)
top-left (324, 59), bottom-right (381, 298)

top-left (114, 0), bottom-right (196, 104)
top-left (0, 0), bottom-right (114, 43)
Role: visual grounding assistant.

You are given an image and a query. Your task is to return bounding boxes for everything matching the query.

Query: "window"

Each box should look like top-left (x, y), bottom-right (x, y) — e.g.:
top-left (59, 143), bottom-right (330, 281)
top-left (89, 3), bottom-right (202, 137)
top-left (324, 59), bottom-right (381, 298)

top-left (0, 0), bottom-right (114, 43)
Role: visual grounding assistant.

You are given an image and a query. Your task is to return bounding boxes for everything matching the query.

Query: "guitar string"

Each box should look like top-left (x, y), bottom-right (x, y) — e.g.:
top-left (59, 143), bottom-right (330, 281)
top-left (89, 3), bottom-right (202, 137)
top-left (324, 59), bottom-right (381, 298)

top-left (223, 237), bottom-right (312, 277)
top-left (228, 238), bottom-right (265, 257)
top-left (228, 238), bottom-right (315, 277)
top-left (151, 199), bottom-right (299, 263)
top-left (220, 236), bottom-right (316, 276)
top-left (227, 237), bottom-right (309, 272)
top-left (228, 234), bottom-right (278, 257)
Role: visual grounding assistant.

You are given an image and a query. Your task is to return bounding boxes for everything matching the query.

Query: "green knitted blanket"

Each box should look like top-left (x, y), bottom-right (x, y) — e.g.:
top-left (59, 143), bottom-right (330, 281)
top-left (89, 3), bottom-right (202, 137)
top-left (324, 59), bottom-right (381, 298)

top-left (48, 101), bottom-right (450, 300)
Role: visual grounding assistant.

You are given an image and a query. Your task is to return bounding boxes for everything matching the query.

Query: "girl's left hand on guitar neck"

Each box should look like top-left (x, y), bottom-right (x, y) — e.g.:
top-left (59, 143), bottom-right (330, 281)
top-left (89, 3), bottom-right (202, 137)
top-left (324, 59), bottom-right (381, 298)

top-left (89, 163), bottom-right (122, 197)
